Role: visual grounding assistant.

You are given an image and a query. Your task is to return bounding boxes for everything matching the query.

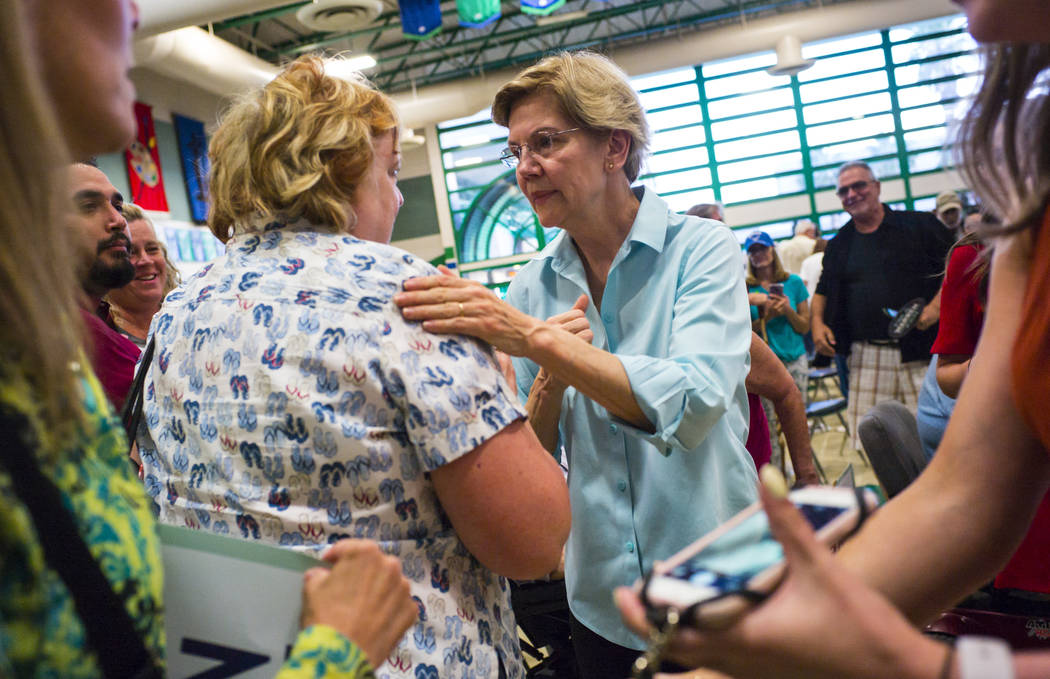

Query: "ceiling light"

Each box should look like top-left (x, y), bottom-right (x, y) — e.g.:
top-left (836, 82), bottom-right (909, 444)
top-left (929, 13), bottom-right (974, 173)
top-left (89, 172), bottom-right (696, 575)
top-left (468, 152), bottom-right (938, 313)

top-left (326, 54), bottom-right (378, 78)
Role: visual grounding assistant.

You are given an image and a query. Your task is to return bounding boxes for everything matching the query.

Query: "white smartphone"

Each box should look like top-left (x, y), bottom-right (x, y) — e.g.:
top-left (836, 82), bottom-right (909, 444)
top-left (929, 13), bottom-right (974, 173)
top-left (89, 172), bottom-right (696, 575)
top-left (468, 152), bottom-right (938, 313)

top-left (639, 486), bottom-right (878, 629)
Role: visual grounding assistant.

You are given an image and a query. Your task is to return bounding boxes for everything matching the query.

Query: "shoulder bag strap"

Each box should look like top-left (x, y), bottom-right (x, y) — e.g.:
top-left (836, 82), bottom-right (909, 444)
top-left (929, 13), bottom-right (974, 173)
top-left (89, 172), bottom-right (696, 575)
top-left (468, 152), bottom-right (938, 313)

top-left (121, 336), bottom-right (155, 449)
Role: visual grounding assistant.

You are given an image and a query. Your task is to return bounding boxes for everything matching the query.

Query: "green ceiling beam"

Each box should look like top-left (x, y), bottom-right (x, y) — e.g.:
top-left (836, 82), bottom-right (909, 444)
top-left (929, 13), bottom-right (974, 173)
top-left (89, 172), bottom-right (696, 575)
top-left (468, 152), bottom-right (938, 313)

top-left (211, 2), bottom-right (310, 31)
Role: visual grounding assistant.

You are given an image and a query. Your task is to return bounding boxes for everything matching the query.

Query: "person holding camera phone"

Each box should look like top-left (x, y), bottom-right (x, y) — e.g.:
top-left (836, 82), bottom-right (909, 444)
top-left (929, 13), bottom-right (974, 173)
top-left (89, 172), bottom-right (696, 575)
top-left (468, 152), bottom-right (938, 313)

top-left (744, 231), bottom-right (810, 478)
top-left (617, 1), bottom-right (1050, 677)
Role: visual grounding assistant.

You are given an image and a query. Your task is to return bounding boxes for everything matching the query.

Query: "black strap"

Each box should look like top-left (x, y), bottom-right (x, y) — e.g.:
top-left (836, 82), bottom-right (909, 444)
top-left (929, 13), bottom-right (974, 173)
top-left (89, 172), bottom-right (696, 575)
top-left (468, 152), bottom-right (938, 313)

top-left (0, 404), bottom-right (162, 679)
top-left (121, 336), bottom-right (155, 448)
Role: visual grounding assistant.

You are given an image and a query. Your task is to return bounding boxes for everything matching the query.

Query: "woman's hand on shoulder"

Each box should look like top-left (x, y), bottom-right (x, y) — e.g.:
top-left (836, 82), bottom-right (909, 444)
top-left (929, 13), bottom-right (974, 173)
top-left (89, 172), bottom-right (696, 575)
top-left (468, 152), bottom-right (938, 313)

top-left (394, 271), bottom-right (544, 356)
top-left (300, 539), bottom-right (417, 669)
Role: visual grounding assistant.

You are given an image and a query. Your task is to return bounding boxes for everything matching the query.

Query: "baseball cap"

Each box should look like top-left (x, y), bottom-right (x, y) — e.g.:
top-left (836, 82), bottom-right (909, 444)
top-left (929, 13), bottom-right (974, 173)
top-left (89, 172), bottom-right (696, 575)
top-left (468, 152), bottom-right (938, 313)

top-left (935, 190), bottom-right (963, 215)
top-left (744, 231), bottom-right (775, 251)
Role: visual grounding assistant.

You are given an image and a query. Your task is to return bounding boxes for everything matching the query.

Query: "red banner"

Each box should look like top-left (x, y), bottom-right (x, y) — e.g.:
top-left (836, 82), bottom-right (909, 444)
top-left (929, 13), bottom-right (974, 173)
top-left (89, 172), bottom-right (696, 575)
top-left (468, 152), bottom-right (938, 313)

top-left (124, 101), bottom-right (169, 211)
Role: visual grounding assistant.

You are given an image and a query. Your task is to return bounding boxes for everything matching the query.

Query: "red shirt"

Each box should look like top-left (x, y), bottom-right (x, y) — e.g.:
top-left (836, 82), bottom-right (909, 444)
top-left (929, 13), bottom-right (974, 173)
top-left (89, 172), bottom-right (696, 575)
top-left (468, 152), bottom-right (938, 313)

top-left (80, 305), bottom-right (140, 412)
top-left (930, 243), bottom-right (985, 356)
top-left (745, 392), bottom-right (771, 471)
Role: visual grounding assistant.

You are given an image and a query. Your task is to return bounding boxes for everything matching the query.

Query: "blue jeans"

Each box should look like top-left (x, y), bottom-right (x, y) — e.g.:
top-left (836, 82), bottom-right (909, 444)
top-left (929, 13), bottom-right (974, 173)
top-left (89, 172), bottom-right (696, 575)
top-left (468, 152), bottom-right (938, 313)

top-left (915, 357), bottom-right (956, 460)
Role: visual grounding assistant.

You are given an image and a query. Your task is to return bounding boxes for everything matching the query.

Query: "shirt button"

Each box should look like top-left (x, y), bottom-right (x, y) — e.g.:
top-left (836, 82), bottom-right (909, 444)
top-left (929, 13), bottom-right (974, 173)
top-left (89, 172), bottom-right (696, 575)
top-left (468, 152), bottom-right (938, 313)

top-left (609, 423), bottom-right (619, 434)
top-left (617, 479), bottom-right (627, 492)
top-left (626, 541), bottom-right (635, 553)
top-left (602, 312), bottom-right (613, 324)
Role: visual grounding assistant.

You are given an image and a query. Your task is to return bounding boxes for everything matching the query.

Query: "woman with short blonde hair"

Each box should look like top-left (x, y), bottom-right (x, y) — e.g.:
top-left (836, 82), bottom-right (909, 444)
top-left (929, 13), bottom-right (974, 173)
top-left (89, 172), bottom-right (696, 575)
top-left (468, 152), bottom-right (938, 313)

top-left (140, 55), bottom-right (570, 679)
top-left (208, 57), bottom-right (399, 240)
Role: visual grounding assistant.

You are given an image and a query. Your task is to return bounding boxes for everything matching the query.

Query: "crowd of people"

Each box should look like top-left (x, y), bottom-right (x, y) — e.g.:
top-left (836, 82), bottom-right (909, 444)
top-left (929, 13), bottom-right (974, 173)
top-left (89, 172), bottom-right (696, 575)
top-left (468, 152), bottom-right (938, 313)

top-left (4, 0), bottom-right (1050, 677)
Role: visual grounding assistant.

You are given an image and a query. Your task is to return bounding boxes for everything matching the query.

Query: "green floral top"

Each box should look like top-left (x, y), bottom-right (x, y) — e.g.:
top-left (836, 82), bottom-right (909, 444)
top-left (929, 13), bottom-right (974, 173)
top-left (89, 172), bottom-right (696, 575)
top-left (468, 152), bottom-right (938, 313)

top-left (0, 364), bottom-right (374, 678)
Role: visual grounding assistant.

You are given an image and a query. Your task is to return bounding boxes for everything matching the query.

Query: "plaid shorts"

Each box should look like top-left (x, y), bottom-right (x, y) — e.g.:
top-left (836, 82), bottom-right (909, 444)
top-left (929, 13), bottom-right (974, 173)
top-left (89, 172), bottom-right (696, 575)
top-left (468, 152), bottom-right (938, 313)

top-left (846, 341), bottom-right (928, 450)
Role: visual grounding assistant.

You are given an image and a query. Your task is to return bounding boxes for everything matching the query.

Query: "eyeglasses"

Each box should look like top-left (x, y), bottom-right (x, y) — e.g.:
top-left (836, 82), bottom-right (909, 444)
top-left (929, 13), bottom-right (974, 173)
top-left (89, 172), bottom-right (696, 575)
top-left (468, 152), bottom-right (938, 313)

top-left (499, 128), bottom-right (581, 168)
top-left (836, 180), bottom-right (874, 198)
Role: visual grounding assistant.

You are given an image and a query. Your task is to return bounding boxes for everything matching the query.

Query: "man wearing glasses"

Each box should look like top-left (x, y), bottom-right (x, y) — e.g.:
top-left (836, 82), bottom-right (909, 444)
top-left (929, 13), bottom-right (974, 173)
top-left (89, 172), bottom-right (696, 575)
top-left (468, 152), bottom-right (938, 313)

top-left (810, 160), bottom-right (952, 451)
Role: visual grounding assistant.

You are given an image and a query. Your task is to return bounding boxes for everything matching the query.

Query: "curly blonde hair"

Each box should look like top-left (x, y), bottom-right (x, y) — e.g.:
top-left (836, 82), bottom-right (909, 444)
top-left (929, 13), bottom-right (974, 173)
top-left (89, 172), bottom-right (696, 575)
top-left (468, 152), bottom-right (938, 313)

top-left (208, 55), bottom-right (399, 241)
top-left (491, 51), bottom-right (650, 183)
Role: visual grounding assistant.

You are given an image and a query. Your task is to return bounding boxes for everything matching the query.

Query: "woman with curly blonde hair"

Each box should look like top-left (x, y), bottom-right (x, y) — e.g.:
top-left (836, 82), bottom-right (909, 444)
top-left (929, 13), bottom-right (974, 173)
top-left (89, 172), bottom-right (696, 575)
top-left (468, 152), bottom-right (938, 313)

top-left (138, 55), bottom-right (570, 679)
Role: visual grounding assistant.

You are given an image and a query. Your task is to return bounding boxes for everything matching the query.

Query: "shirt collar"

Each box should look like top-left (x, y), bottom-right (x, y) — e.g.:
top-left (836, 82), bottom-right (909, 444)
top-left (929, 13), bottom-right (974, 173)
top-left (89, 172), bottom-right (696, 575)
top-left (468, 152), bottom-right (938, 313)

top-left (538, 185), bottom-right (669, 270)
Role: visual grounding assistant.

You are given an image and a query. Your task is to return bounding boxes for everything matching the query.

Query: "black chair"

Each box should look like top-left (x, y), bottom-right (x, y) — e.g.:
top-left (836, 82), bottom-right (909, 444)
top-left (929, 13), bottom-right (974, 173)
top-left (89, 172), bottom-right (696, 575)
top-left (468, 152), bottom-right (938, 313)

top-left (806, 396), bottom-right (851, 458)
top-left (807, 365), bottom-right (839, 403)
top-left (857, 400), bottom-right (927, 498)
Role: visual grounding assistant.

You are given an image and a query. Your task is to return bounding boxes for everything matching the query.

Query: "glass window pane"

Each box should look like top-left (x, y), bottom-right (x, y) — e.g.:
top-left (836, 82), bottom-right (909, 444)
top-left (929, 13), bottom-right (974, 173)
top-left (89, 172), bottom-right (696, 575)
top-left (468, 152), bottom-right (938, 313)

top-left (439, 122), bottom-right (506, 149)
top-left (809, 135), bottom-right (899, 169)
top-left (710, 109), bottom-right (797, 141)
top-left (645, 147), bottom-right (709, 174)
top-left (820, 212), bottom-right (851, 233)
top-left (702, 52), bottom-right (776, 78)
top-left (714, 130), bottom-right (800, 163)
top-left (645, 167), bottom-right (713, 194)
top-left (804, 92), bottom-right (892, 125)
top-left (806, 113), bottom-right (895, 147)
top-left (448, 187), bottom-right (483, 211)
top-left (797, 48), bottom-right (885, 83)
top-left (899, 102), bottom-right (968, 131)
top-left (736, 221), bottom-right (796, 242)
top-left (665, 188), bottom-right (716, 213)
top-left (799, 70), bottom-right (889, 104)
top-left (721, 174), bottom-right (806, 204)
top-left (889, 14), bottom-right (968, 42)
top-left (894, 53), bottom-right (982, 86)
top-left (718, 152), bottom-right (803, 183)
top-left (707, 88), bottom-right (795, 119)
top-left (651, 126), bottom-right (705, 152)
top-left (647, 105), bottom-right (703, 132)
top-left (802, 31), bottom-right (882, 59)
top-left (705, 70), bottom-right (783, 99)
top-left (443, 141), bottom-right (505, 168)
top-left (903, 126), bottom-right (949, 152)
top-left (444, 163), bottom-right (506, 192)
top-left (639, 84), bottom-right (700, 110)
top-left (897, 75), bottom-right (980, 108)
top-left (632, 66), bottom-right (695, 91)
top-left (907, 149), bottom-right (950, 174)
top-left (890, 31), bottom-right (977, 64)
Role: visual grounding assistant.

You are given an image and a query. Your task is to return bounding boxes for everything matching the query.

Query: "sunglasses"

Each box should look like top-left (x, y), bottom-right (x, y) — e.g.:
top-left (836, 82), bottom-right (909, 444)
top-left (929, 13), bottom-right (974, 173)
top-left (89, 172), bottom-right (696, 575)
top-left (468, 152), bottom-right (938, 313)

top-left (836, 179), bottom-right (875, 198)
top-left (499, 128), bottom-right (581, 168)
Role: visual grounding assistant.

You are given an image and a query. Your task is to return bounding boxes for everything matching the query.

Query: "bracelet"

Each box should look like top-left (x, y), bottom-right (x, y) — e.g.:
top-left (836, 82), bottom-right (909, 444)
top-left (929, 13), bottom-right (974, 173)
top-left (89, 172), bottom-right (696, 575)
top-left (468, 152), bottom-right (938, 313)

top-left (956, 636), bottom-right (1014, 679)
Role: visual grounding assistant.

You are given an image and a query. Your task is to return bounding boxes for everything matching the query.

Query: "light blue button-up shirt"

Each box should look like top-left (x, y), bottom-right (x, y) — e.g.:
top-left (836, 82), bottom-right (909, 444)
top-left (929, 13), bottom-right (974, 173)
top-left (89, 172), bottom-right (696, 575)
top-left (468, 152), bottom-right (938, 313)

top-left (506, 186), bottom-right (757, 648)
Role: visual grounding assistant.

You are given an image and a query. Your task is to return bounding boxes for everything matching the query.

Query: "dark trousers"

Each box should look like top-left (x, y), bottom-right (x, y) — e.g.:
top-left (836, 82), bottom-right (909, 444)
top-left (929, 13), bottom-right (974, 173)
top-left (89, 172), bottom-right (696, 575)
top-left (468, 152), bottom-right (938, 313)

top-left (569, 611), bottom-right (687, 679)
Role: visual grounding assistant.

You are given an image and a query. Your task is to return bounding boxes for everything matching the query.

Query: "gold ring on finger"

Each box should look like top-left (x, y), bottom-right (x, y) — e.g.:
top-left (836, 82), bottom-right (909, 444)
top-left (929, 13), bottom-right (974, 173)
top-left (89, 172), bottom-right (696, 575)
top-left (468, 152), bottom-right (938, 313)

top-left (458, 302), bottom-right (465, 316)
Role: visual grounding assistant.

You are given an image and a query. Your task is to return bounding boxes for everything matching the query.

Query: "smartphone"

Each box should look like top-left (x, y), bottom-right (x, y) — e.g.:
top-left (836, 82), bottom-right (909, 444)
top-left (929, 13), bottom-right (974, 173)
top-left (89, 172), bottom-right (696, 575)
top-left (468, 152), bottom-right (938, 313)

top-left (767, 283), bottom-right (785, 297)
top-left (639, 486), bottom-right (878, 629)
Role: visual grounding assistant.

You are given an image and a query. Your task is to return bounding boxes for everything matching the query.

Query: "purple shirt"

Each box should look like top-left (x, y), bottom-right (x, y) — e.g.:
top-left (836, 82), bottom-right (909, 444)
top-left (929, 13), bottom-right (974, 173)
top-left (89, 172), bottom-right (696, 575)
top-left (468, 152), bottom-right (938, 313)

top-left (80, 305), bottom-right (140, 411)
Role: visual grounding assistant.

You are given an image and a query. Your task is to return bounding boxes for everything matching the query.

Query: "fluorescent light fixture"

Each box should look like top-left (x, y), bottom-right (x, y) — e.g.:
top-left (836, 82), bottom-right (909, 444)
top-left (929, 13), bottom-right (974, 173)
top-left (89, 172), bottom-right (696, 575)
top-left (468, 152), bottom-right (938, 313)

top-left (326, 54), bottom-right (378, 78)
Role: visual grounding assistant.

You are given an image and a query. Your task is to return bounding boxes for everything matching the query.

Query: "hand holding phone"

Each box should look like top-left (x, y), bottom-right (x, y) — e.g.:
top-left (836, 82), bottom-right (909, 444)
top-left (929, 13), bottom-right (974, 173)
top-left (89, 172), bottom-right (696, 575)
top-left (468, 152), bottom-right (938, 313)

top-left (767, 283), bottom-right (785, 297)
top-left (636, 486), bottom-right (877, 630)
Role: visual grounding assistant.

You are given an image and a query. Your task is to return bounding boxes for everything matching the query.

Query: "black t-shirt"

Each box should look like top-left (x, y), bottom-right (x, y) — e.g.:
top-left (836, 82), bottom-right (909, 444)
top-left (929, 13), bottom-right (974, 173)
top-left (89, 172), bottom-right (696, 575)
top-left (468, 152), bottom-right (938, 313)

top-left (844, 229), bottom-right (894, 341)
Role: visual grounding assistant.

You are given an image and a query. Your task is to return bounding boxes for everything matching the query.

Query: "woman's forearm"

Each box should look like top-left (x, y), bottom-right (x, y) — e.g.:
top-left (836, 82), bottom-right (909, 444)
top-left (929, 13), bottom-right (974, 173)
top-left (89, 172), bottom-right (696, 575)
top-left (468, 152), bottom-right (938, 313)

top-left (526, 325), bottom-right (653, 432)
top-left (525, 368), bottom-right (567, 453)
